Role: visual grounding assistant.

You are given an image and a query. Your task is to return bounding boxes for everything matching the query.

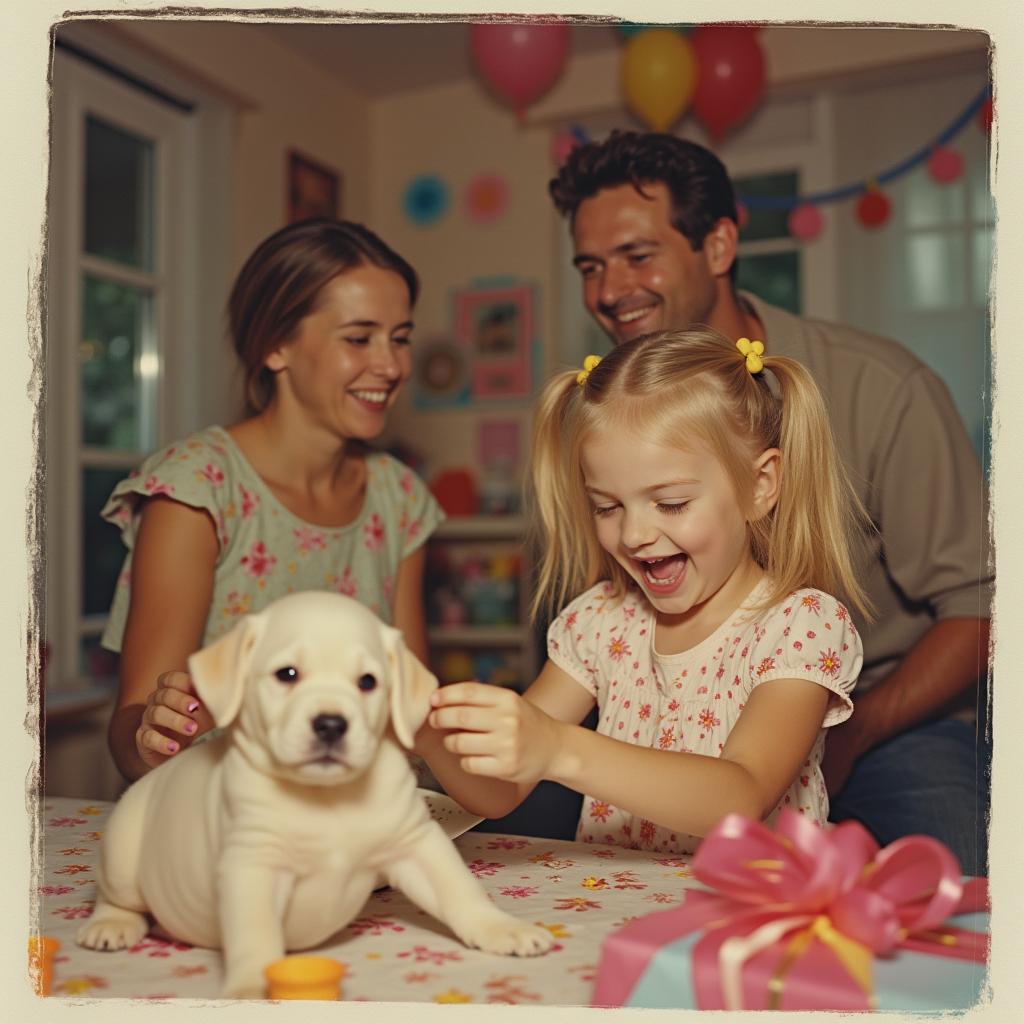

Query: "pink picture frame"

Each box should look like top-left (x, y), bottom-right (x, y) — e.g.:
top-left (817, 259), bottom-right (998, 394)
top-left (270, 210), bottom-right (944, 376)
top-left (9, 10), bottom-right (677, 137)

top-left (454, 283), bottom-right (534, 400)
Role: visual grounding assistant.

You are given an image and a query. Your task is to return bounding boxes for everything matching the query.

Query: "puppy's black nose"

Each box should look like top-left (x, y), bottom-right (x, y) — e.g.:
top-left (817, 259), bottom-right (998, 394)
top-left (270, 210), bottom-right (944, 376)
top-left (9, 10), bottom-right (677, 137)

top-left (312, 713), bottom-right (348, 745)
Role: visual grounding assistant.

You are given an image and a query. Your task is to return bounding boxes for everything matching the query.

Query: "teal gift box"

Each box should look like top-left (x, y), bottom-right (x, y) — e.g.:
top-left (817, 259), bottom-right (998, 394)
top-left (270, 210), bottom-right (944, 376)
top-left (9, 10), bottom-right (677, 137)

top-left (592, 811), bottom-right (989, 1012)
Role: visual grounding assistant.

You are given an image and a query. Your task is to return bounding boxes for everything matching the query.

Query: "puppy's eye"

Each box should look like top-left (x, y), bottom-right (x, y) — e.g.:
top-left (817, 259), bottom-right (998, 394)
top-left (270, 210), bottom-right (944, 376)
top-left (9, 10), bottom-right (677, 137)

top-left (274, 666), bottom-right (300, 684)
top-left (357, 673), bottom-right (377, 693)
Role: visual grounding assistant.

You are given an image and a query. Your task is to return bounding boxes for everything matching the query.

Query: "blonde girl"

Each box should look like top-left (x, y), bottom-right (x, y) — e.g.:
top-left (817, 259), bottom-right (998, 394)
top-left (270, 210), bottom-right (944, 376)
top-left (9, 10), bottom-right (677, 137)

top-left (417, 327), bottom-right (873, 853)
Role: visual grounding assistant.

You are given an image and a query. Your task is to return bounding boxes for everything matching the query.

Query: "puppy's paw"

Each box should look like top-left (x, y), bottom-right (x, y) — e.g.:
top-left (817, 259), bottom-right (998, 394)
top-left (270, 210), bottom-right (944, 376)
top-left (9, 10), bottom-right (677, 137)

top-left (462, 916), bottom-right (555, 957)
top-left (221, 980), bottom-right (266, 1001)
top-left (76, 907), bottom-right (149, 951)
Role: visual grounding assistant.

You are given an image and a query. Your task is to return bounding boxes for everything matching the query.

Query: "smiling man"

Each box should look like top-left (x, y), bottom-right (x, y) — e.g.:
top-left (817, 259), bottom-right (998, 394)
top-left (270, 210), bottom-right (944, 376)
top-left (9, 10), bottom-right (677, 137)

top-left (549, 130), bottom-right (993, 875)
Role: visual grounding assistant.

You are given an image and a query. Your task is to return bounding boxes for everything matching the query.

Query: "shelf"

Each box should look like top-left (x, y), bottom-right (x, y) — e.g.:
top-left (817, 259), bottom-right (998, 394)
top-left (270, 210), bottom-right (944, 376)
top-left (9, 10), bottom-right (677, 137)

top-left (433, 515), bottom-right (526, 541)
top-left (428, 625), bottom-right (530, 647)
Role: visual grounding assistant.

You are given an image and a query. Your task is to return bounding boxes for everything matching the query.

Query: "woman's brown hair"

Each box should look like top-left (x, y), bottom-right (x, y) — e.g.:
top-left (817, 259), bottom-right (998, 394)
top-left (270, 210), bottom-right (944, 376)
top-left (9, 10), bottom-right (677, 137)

top-left (228, 218), bottom-right (419, 413)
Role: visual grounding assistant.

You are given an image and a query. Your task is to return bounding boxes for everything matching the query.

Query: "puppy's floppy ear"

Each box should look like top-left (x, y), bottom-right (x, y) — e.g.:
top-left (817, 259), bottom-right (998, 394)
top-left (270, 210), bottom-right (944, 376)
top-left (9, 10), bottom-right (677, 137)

top-left (383, 626), bottom-right (439, 749)
top-left (187, 613), bottom-right (267, 728)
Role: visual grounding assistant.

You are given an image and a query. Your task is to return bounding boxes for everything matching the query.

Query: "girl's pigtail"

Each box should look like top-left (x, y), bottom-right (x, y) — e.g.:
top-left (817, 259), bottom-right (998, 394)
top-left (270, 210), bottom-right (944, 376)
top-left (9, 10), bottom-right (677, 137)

top-left (527, 370), bottom-right (589, 622)
top-left (765, 357), bottom-right (876, 621)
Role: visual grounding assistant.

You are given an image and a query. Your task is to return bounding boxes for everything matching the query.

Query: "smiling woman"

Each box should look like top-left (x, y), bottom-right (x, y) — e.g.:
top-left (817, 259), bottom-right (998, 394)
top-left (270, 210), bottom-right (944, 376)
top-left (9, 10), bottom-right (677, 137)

top-left (96, 219), bottom-right (445, 784)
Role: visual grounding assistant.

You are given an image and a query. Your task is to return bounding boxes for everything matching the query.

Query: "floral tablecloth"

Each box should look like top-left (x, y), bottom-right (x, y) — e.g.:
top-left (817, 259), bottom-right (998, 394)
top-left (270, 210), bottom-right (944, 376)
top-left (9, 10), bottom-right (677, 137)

top-left (35, 795), bottom-right (701, 1005)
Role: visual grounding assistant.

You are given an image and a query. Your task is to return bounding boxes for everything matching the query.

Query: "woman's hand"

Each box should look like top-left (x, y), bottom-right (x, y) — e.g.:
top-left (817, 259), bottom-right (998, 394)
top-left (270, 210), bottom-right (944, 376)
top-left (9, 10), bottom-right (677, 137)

top-left (134, 670), bottom-right (216, 771)
top-left (427, 682), bottom-right (564, 786)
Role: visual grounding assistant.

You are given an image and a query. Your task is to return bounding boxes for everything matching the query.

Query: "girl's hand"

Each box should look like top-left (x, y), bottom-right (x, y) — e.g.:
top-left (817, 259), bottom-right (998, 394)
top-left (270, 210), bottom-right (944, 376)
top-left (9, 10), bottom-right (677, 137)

top-left (428, 682), bottom-right (563, 785)
top-left (134, 670), bottom-right (216, 771)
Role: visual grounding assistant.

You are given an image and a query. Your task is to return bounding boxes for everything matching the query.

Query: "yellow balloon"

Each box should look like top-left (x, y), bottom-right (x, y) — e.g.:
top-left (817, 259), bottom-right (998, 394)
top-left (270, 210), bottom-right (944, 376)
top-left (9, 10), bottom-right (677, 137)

top-left (620, 29), bottom-right (697, 132)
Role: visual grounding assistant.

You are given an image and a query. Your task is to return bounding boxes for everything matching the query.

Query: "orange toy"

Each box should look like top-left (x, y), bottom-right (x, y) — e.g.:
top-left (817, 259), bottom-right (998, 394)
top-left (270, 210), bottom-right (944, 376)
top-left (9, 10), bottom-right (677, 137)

top-left (264, 955), bottom-right (346, 1000)
top-left (28, 935), bottom-right (60, 996)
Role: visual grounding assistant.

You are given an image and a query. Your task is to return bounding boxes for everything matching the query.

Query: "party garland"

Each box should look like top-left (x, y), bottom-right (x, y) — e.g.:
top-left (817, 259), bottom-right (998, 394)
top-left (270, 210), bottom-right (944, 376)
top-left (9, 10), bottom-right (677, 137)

top-left (561, 84), bottom-right (991, 228)
top-left (735, 84), bottom-right (991, 211)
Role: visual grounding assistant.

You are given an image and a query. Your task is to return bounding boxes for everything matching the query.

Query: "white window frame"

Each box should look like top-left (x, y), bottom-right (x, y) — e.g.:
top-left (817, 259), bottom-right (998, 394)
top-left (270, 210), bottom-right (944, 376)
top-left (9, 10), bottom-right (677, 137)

top-left (46, 32), bottom-right (233, 702)
top-left (47, 50), bottom-right (187, 697)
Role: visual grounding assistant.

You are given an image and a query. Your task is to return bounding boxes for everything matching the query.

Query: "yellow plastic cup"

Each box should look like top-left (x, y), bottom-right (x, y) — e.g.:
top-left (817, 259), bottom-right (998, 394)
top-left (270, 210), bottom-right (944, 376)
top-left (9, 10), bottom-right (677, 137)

top-left (28, 936), bottom-right (60, 996)
top-left (264, 955), bottom-right (346, 1000)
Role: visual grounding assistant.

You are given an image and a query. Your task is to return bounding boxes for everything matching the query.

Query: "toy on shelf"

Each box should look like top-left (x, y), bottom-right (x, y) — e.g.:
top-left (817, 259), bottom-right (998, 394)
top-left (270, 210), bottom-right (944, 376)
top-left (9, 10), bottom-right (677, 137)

top-left (429, 468), bottom-right (479, 516)
top-left (427, 546), bottom-right (521, 628)
top-left (437, 647), bottom-right (523, 688)
top-left (264, 955), bottom-right (346, 1000)
top-left (28, 935), bottom-right (60, 996)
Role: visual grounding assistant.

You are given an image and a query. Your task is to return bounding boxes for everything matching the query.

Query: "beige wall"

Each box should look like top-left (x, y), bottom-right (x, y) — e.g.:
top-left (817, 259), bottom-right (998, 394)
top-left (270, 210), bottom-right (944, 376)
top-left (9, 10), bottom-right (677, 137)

top-left (370, 75), bottom-right (562, 485)
top-left (110, 20), bottom-right (373, 276)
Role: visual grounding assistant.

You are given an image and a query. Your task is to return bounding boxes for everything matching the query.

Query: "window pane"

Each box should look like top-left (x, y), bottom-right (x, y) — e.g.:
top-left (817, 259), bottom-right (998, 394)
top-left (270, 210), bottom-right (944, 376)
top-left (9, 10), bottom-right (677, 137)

top-left (734, 171), bottom-right (799, 242)
top-left (972, 225), bottom-right (993, 309)
top-left (82, 466), bottom-right (129, 617)
top-left (84, 116), bottom-right (154, 269)
top-left (81, 275), bottom-right (153, 450)
top-left (736, 251), bottom-right (801, 314)
top-left (967, 151), bottom-right (994, 229)
top-left (904, 167), bottom-right (965, 229)
top-left (905, 234), bottom-right (966, 311)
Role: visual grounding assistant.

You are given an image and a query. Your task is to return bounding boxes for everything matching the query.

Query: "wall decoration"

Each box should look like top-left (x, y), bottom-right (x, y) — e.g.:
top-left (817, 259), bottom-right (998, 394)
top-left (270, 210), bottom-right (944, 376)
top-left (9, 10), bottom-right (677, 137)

top-left (465, 173), bottom-right (509, 224)
top-left (403, 174), bottom-right (449, 227)
top-left (412, 337), bottom-right (470, 408)
top-left (455, 282), bottom-right (535, 401)
top-left (287, 151), bottom-right (340, 223)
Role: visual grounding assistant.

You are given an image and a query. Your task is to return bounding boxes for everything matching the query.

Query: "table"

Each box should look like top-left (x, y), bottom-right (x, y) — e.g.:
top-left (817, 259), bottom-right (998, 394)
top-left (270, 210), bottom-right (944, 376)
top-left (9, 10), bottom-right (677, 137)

top-left (36, 795), bottom-right (700, 1004)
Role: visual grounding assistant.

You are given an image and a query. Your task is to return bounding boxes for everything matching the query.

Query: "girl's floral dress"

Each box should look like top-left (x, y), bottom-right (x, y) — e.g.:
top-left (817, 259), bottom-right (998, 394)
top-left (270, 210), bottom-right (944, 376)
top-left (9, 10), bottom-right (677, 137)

top-left (100, 425), bottom-right (444, 652)
top-left (547, 578), bottom-right (862, 855)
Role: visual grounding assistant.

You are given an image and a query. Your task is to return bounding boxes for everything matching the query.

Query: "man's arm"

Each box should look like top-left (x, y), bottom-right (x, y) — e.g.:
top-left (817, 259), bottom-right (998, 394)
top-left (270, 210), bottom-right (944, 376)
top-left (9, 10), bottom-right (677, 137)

top-left (822, 617), bottom-right (989, 794)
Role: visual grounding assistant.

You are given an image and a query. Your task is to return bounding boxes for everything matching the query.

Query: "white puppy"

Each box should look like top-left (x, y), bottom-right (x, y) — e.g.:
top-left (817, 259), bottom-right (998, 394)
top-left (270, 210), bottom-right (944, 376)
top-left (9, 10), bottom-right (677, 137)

top-left (77, 591), bottom-right (553, 998)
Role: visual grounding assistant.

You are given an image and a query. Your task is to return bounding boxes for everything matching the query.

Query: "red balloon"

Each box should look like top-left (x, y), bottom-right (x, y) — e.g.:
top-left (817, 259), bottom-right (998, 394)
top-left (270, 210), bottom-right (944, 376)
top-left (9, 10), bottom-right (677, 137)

top-left (856, 190), bottom-right (891, 229)
top-left (690, 26), bottom-right (766, 140)
top-left (470, 24), bottom-right (571, 116)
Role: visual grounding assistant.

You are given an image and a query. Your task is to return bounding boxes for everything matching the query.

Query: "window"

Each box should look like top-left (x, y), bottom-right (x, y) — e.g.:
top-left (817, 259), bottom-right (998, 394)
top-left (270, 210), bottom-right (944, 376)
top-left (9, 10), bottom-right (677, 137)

top-left (46, 49), bottom-right (191, 702)
top-left (734, 169), bottom-right (802, 314)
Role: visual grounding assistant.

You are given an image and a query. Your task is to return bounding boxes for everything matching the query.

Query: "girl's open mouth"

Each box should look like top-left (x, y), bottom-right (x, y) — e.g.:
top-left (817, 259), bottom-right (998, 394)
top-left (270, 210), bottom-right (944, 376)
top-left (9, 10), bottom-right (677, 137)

top-left (638, 554), bottom-right (688, 594)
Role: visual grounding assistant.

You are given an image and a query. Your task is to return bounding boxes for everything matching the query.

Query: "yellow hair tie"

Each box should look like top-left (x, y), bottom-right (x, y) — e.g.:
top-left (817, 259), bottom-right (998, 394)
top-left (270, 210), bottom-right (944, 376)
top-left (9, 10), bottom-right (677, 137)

top-left (736, 337), bottom-right (765, 375)
top-left (577, 354), bottom-right (602, 386)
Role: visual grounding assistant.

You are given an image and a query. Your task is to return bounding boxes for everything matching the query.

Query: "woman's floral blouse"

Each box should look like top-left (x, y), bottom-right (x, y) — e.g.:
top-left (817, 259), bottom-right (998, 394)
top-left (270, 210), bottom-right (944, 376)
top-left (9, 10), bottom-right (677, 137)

top-left (101, 425), bottom-right (444, 651)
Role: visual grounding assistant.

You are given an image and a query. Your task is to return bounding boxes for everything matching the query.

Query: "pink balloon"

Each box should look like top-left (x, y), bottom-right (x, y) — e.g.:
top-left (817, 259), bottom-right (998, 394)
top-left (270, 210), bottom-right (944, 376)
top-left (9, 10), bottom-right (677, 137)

top-left (927, 146), bottom-right (964, 184)
top-left (470, 24), bottom-right (571, 116)
top-left (788, 203), bottom-right (824, 241)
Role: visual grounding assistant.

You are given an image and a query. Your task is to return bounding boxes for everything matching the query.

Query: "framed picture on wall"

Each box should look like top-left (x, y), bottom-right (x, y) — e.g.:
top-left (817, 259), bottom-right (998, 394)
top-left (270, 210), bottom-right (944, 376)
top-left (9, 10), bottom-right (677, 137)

top-left (287, 150), bottom-right (340, 223)
top-left (454, 283), bottom-right (535, 401)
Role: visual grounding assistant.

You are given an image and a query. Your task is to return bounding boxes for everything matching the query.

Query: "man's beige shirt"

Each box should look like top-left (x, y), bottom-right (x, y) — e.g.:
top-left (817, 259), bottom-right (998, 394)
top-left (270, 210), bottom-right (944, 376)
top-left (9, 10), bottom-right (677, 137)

top-left (743, 293), bottom-right (992, 692)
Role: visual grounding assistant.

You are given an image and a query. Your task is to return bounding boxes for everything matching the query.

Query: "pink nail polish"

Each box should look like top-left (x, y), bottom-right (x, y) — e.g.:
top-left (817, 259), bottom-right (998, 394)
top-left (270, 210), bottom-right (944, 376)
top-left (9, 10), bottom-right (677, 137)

top-left (167, 741), bottom-right (179, 754)
top-left (187, 701), bottom-right (199, 713)
top-left (185, 722), bottom-right (197, 734)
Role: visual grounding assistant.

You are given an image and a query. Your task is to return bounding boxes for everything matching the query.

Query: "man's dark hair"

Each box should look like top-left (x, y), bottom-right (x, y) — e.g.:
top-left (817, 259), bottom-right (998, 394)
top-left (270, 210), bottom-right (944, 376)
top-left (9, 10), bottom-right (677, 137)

top-left (549, 131), bottom-right (739, 277)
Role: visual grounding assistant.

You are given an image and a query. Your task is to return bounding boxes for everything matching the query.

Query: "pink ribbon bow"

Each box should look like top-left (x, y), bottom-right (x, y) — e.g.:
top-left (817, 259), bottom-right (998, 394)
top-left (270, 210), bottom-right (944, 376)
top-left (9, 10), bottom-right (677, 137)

top-left (594, 810), bottom-right (988, 1011)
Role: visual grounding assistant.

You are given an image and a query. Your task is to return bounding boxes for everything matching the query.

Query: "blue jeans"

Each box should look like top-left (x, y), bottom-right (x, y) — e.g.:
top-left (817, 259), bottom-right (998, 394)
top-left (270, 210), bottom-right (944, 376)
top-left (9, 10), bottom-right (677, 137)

top-left (828, 718), bottom-right (990, 877)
